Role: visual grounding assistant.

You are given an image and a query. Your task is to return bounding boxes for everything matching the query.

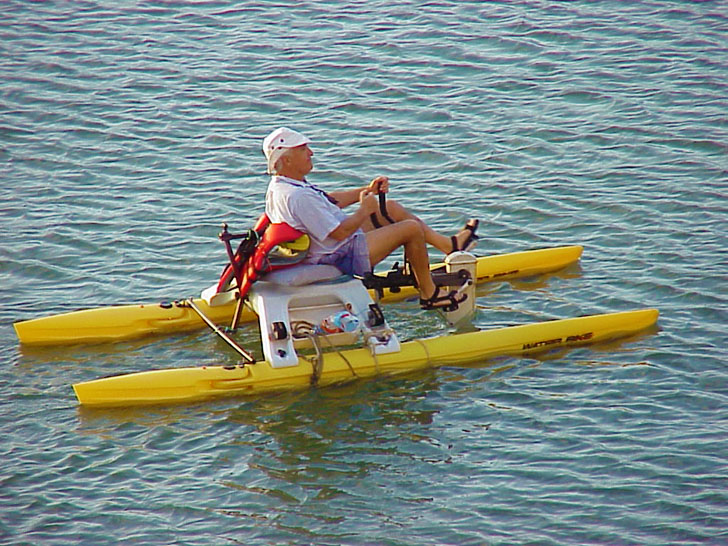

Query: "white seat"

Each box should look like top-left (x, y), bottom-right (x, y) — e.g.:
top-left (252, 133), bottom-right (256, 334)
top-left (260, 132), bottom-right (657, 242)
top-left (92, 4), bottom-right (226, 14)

top-left (201, 264), bottom-right (345, 307)
top-left (261, 264), bottom-right (344, 286)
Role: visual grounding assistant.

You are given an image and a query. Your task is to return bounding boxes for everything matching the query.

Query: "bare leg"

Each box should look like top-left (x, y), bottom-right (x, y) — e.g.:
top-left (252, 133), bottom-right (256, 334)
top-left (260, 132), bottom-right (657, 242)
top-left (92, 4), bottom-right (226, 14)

top-left (361, 198), bottom-right (476, 254)
top-left (364, 220), bottom-right (439, 299)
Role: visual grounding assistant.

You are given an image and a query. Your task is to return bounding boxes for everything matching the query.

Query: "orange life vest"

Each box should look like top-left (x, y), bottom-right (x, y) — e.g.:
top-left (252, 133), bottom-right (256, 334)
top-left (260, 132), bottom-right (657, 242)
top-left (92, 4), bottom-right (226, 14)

top-left (216, 213), bottom-right (308, 300)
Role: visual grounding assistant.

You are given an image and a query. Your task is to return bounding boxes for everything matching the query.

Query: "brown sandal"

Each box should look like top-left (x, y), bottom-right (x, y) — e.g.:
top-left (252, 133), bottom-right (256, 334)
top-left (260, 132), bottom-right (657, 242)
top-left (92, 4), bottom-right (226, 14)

top-left (450, 219), bottom-right (480, 253)
top-left (419, 286), bottom-right (467, 312)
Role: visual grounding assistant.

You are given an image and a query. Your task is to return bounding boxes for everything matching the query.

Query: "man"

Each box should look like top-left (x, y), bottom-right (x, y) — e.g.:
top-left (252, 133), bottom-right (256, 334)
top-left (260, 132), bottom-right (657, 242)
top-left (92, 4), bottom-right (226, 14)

top-left (263, 127), bottom-right (479, 310)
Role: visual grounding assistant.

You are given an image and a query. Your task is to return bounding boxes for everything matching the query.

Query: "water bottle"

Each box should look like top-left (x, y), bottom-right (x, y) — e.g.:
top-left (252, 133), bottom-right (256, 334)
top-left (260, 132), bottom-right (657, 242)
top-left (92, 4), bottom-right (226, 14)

top-left (315, 310), bottom-right (360, 334)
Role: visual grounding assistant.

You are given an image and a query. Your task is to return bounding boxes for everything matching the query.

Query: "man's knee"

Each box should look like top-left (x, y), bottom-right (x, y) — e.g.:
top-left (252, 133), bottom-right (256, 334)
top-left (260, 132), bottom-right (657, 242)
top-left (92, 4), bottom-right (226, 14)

top-left (384, 199), bottom-right (409, 220)
top-left (398, 218), bottom-right (425, 241)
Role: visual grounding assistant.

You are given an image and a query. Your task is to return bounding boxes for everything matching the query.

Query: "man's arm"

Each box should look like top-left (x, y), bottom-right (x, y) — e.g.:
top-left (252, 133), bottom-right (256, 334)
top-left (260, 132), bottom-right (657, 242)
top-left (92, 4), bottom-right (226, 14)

top-left (330, 176), bottom-right (390, 208)
top-left (328, 189), bottom-right (379, 241)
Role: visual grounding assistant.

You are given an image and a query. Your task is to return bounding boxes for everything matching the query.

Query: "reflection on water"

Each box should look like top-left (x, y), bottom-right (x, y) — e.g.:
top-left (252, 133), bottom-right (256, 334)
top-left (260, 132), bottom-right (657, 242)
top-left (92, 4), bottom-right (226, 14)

top-left (2, 0), bottom-right (725, 543)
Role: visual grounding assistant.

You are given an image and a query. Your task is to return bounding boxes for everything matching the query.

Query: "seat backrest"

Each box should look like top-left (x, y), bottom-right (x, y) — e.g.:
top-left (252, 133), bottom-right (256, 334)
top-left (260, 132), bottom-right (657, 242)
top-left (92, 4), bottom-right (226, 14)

top-left (215, 214), bottom-right (309, 298)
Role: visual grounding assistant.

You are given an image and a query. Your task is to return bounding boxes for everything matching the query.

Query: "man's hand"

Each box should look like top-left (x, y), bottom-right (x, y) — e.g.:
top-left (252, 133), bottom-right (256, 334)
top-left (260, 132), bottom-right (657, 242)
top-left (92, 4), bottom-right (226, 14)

top-left (359, 189), bottom-right (379, 215)
top-left (329, 189), bottom-right (379, 241)
top-left (367, 176), bottom-right (389, 194)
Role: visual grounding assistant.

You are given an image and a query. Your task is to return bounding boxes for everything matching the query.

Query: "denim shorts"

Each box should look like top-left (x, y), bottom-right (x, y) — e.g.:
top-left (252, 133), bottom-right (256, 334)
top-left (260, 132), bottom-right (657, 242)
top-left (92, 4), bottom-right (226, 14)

top-left (315, 231), bottom-right (372, 276)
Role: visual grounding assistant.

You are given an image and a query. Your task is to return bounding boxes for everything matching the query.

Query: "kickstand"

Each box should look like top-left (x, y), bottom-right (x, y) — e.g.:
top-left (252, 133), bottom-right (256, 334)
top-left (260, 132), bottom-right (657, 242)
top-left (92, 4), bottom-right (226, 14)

top-left (185, 298), bottom-right (256, 364)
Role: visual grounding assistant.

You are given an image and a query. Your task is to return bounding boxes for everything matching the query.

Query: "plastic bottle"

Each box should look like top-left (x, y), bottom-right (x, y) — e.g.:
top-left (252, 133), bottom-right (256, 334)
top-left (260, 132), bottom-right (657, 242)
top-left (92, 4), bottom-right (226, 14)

top-left (315, 310), bottom-right (360, 334)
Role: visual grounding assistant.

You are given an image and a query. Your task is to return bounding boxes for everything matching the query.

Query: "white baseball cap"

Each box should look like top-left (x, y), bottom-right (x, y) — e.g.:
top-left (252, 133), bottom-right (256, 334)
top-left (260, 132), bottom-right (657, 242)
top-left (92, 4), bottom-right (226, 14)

top-left (263, 127), bottom-right (311, 174)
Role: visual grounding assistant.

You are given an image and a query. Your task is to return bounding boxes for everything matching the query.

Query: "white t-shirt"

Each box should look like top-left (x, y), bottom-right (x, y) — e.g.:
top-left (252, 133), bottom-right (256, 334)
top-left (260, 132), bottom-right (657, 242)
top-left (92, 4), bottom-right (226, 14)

top-left (265, 176), bottom-right (359, 262)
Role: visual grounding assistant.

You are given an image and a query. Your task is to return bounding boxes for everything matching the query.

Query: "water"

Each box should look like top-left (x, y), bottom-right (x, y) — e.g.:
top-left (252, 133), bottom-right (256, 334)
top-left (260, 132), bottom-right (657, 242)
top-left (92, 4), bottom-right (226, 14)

top-left (1, 1), bottom-right (726, 544)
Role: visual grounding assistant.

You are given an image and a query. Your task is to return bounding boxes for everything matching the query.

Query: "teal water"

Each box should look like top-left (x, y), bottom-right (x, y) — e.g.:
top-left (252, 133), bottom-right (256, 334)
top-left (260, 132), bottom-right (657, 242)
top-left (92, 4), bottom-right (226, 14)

top-left (1, 1), bottom-right (726, 544)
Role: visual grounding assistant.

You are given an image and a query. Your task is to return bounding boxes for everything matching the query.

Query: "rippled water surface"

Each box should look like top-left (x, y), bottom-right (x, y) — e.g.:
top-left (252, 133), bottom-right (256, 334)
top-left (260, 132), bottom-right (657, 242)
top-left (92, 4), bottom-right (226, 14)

top-left (1, 1), bottom-right (726, 544)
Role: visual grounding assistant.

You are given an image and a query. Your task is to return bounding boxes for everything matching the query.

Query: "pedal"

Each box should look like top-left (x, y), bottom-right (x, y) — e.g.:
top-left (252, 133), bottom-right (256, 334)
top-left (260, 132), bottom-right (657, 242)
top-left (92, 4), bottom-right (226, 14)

top-left (442, 251), bottom-right (477, 326)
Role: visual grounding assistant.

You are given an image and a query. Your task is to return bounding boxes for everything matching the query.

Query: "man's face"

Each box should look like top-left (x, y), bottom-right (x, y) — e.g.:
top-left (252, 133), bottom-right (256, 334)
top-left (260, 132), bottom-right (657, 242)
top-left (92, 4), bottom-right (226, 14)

top-left (284, 144), bottom-right (314, 176)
